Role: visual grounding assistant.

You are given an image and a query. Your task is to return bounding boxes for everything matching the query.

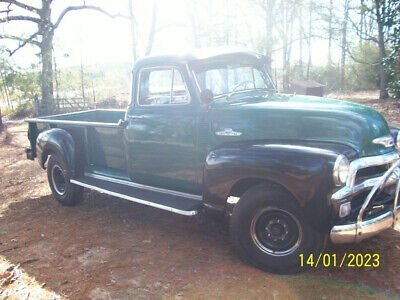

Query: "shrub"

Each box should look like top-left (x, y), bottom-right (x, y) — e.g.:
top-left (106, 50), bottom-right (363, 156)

top-left (3, 101), bottom-right (34, 119)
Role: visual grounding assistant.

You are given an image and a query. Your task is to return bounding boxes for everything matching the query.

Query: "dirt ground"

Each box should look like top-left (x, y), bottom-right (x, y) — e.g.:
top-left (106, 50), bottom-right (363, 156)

top-left (0, 91), bottom-right (400, 299)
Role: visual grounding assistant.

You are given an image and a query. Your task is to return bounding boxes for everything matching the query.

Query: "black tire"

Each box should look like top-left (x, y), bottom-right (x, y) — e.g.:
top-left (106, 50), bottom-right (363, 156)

top-left (47, 154), bottom-right (83, 206)
top-left (229, 183), bottom-right (325, 274)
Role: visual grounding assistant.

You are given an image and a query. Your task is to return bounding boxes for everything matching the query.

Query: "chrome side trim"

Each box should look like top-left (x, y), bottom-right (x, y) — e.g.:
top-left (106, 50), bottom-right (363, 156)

top-left (24, 118), bottom-right (120, 128)
top-left (215, 128), bottom-right (243, 137)
top-left (373, 135), bottom-right (395, 148)
top-left (25, 109), bottom-right (126, 127)
top-left (70, 179), bottom-right (198, 216)
top-left (346, 151), bottom-right (400, 188)
top-left (84, 172), bottom-right (203, 201)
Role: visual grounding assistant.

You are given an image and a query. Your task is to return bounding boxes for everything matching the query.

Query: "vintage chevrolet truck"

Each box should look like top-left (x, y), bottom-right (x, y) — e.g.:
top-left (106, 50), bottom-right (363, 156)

top-left (25, 50), bottom-right (400, 274)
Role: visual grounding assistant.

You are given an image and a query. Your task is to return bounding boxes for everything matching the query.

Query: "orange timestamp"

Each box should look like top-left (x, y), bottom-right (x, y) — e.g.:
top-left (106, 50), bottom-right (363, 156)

top-left (299, 253), bottom-right (380, 268)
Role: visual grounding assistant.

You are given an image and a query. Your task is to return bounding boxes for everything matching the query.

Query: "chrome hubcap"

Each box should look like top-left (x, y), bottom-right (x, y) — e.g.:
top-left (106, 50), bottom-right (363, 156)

top-left (51, 164), bottom-right (66, 195)
top-left (250, 208), bottom-right (302, 256)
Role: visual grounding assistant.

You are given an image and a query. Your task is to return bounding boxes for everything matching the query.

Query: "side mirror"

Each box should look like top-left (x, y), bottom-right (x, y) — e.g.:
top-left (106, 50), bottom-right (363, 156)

top-left (200, 89), bottom-right (214, 104)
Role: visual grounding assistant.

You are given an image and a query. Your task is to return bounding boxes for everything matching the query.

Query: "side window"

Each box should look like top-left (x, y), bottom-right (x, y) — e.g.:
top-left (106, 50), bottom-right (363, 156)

top-left (139, 68), bottom-right (190, 105)
top-left (172, 69), bottom-right (189, 104)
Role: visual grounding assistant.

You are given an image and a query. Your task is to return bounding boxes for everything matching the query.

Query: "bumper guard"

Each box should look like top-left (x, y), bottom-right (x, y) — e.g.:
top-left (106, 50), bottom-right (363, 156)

top-left (331, 158), bottom-right (400, 243)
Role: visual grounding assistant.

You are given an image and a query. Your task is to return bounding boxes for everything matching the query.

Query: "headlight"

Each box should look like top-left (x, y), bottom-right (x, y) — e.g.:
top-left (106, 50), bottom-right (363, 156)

top-left (333, 155), bottom-right (350, 186)
top-left (396, 131), bottom-right (400, 149)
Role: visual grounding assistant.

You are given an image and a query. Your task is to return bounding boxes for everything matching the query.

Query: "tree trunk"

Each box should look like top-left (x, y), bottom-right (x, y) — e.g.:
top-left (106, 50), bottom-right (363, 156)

top-left (1, 70), bottom-right (13, 109)
top-left (187, 1), bottom-right (200, 48)
top-left (360, 0), bottom-right (365, 43)
top-left (265, 0), bottom-right (275, 71)
top-left (299, 4), bottom-right (303, 76)
top-left (128, 0), bottom-right (137, 63)
top-left (39, 0), bottom-right (54, 115)
top-left (306, 1), bottom-right (312, 79)
top-left (282, 2), bottom-right (288, 90)
top-left (374, 0), bottom-right (389, 99)
top-left (80, 55), bottom-right (85, 102)
top-left (145, 0), bottom-right (157, 56)
top-left (340, 0), bottom-right (350, 92)
top-left (225, 0), bottom-right (230, 45)
top-left (282, 2), bottom-right (295, 91)
top-left (328, 0), bottom-right (333, 65)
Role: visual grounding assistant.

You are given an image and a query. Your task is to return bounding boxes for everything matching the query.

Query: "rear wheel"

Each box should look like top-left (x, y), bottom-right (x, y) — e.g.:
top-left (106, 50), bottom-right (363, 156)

top-left (229, 183), bottom-right (325, 274)
top-left (47, 154), bottom-right (83, 206)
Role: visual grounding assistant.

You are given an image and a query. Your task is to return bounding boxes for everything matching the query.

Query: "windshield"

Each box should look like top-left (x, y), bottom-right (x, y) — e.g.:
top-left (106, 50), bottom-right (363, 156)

top-left (193, 64), bottom-right (275, 98)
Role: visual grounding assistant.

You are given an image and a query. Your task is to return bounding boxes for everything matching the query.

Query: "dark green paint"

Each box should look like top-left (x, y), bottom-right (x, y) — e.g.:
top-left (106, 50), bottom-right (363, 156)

top-left (27, 51), bottom-right (396, 195)
top-left (209, 92), bottom-right (395, 157)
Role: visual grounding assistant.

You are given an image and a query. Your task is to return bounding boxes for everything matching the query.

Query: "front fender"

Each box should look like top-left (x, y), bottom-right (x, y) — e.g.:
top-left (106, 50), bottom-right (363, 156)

top-left (203, 140), bottom-right (357, 231)
top-left (36, 128), bottom-right (75, 176)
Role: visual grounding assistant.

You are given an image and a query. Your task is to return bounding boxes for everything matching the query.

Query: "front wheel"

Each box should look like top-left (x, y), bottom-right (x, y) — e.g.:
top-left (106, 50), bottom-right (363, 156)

top-left (229, 183), bottom-right (325, 274)
top-left (47, 154), bottom-right (83, 206)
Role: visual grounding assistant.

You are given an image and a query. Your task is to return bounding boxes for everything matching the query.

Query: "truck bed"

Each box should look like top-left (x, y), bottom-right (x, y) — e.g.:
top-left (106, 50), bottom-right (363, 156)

top-left (26, 109), bottom-right (126, 127)
top-left (26, 109), bottom-right (127, 175)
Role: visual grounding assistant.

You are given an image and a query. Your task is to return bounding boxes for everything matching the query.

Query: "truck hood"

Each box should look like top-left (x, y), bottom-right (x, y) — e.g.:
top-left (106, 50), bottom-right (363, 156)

top-left (210, 93), bottom-right (395, 157)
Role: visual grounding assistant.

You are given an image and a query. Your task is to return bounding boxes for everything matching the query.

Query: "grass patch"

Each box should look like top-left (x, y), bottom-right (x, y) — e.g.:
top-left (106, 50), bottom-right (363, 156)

top-left (165, 273), bottom-right (395, 299)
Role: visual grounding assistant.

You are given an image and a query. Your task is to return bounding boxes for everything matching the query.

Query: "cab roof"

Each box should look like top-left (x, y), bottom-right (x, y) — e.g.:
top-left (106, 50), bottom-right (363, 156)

top-left (133, 48), bottom-right (264, 70)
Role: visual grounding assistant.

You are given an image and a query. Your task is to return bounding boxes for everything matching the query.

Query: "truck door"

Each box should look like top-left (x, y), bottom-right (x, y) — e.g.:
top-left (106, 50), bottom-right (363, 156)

top-left (124, 66), bottom-right (201, 195)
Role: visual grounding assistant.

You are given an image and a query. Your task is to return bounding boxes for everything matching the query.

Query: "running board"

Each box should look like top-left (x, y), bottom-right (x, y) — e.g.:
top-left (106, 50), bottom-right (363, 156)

top-left (71, 175), bottom-right (202, 216)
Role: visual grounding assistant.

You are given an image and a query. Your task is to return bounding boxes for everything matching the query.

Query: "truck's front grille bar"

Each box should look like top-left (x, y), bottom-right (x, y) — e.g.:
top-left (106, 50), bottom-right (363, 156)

top-left (332, 151), bottom-right (400, 201)
top-left (356, 159), bottom-right (400, 240)
top-left (346, 152), bottom-right (400, 188)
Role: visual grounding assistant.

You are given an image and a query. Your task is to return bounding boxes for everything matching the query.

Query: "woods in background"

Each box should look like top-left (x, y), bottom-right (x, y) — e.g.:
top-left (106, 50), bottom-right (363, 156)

top-left (0, 0), bottom-right (399, 117)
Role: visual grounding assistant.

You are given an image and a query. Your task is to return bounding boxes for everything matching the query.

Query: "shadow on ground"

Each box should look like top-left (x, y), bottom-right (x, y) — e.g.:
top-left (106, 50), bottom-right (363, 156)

top-left (1, 121), bottom-right (399, 298)
top-left (0, 191), bottom-right (398, 299)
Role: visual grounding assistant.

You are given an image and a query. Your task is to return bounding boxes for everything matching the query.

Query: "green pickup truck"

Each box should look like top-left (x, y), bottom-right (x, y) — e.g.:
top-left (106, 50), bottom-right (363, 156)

top-left (26, 50), bottom-right (400, 274)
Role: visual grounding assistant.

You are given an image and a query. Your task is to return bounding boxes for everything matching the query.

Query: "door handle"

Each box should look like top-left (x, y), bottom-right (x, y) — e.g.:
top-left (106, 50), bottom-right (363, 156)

top-left (129, 115), bottom-right (145, 120)
top-left (117, 119), bottom-right (128, 128)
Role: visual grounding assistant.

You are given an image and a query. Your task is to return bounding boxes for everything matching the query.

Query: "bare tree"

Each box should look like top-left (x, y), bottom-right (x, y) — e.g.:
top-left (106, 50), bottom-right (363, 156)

top-left (279, 0), bottom-right (296, 90)
top-left (0, 0), bottom-right (125, 114)
top-left (251, 0), bottom-right (276, 70)
top-left (128, 0), bottom-right (137, 63)
top-left (144, 0), bottom-right (158, 56)
top-left (373, 0), bottom-right (389, 99)
top-left (328, 0), bottom-right (334, 65)
top-left (340, 0), bottom-right (351, 91)
top-left (298, 4), bottom-right (304, 72)
top-left (347, 0), bottom-right (390, 99)
top-left (306, 0), bottom-right (313, 79)
top-left (186, 1), bottom-right (200, 48)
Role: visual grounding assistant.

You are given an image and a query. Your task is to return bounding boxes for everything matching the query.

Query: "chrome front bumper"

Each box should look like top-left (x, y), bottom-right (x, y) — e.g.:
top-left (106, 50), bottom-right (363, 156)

top-left (330, 153), bottom-right (400, 244)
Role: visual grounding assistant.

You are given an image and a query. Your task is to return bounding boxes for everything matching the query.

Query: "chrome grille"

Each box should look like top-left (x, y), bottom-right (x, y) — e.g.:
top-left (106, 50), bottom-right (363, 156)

top-left (355, 163), bottom-right (391, 185)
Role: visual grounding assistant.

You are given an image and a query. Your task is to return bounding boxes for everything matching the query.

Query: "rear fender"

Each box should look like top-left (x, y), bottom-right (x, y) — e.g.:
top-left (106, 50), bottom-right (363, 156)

top-left (36, 128), bottom-right (75, 176)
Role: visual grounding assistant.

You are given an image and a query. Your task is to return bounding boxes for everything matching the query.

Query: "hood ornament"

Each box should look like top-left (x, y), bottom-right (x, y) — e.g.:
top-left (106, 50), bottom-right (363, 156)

top-left (373, 135), bottom-right (394, 148)
top-left (215, 128), bottom-right (242, 137)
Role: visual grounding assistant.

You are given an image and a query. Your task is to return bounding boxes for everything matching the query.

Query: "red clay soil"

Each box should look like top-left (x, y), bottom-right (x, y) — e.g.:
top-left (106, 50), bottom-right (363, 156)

top-left (0, 92), bottom-right (399, 299)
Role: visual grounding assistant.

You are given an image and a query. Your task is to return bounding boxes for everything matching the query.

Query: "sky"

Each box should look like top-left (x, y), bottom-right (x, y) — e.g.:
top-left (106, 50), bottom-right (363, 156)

top-left (1, 0), bottom-right (336, 70)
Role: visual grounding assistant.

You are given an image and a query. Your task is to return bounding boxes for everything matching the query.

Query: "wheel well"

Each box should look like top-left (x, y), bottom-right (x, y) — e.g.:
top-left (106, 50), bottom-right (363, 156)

top-left (40, 149), bottom-right (54, 169)
top-left (229, 178), bottom-right (296, 201)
